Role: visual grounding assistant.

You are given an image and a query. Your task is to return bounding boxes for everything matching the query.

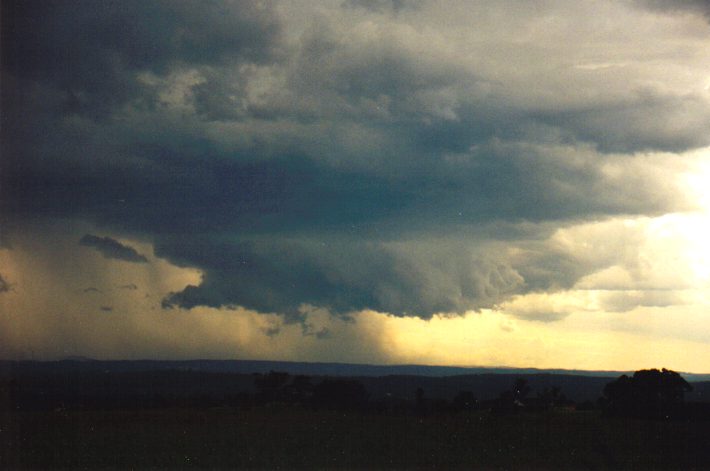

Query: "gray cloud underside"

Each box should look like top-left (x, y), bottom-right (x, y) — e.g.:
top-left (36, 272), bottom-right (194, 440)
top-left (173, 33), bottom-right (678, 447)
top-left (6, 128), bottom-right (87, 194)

top-left (158, 237), bottom-right (526, 318)
top-left (1, 0), bottom-right (280, 117)
top-left (599, 290), bottom-right (687, 313)
top-left (157, 232), bottom-right (622, 318)
top-left (639, 0), bottom-right (710, 20)
top-left (2, 0), bottom-right (709, 318)
top-left (79, 234), bottom-right (148, 263)
top-left (0, 274), bottom-right (10, 294)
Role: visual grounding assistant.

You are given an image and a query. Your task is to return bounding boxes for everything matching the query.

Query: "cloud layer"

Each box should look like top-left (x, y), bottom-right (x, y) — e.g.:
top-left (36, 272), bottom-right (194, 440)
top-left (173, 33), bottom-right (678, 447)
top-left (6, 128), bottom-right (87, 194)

top-left (0, 273), bottom-right (10, 294)
top-left (79, 234), bottom-right (148, 263)
top-left (2, 0), bottom-right (710, 322)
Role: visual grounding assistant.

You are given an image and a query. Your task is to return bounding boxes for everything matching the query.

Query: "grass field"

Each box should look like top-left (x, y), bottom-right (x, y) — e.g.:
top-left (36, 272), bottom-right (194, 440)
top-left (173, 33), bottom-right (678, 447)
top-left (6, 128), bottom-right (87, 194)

top-left (2, 405), bottom-right (708, 469)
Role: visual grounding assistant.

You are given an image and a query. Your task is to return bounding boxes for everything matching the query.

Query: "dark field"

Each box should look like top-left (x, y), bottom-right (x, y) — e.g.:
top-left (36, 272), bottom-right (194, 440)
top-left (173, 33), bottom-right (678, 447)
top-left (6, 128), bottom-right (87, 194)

top-left (3, 362), bottom-right (710, 469)
top-left (3, 406), bottom-right (709, 469)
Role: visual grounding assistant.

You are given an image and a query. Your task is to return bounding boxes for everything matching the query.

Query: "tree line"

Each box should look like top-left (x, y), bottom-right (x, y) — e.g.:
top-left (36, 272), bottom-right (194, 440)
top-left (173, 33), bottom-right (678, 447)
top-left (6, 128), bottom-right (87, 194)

top-left (250, 367), bottom-right (705, 420)
top-left (8, 365), bottom-right (709, 420)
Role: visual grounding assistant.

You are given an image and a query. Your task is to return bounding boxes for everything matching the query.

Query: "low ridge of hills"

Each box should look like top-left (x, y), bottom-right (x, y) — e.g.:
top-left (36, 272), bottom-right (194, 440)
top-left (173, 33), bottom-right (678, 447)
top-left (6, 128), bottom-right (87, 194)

top-left (6, 358), bottom-right (710, 380)
top-left (2, 359), bottom-right (709, 405)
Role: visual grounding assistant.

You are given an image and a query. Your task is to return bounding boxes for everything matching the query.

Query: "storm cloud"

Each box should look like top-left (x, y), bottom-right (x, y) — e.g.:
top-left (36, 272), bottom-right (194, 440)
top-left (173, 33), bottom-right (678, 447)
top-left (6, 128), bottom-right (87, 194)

top-left (79, 235), bottom-right (148, 263)
top-left (0, 0), bottom-right (281, 117)
top-left (158, 237), bottom-right (528, 318)
top-left (2, 0), bottom-right (709, 320)
top-left (639, 0), bottom-right (710, 20)
top-left (0, 274), bottom-right (10, 294)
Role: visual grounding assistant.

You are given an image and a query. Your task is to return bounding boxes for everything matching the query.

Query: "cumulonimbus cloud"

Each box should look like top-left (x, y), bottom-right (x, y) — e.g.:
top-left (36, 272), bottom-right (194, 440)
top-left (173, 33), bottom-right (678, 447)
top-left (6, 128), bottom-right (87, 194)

top-left (1, 0), bottom-right (708, 321)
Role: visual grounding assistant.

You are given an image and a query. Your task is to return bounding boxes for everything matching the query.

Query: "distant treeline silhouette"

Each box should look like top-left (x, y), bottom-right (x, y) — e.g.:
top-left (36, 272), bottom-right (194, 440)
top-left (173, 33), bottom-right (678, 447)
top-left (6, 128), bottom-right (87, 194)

top-left (252, 372), bottom-right (584, 416)
top-left (5, 364), bottom-right (710, 420)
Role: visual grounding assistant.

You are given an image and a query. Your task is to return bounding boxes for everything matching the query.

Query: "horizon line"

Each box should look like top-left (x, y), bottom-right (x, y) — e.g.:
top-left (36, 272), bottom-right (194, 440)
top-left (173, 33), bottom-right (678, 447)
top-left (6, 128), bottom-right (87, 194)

top-left (3, 357), bottom-right (710, 377)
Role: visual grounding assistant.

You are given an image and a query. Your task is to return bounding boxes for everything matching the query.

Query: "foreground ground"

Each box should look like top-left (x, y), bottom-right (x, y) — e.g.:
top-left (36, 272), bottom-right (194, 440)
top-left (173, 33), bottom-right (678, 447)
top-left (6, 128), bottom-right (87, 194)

top-left (2, 406), bottom-right (708, 469)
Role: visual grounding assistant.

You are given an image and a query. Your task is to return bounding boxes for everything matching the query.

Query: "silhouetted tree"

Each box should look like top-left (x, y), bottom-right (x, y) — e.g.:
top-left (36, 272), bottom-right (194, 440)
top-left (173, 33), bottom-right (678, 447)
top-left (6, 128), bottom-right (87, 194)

top-left (512, 378), bottom-right (531, 402)
top-left (494, 378), bottom-right (530, 413)
top-left (452, 390), bottom-right (478, 412)
top-left (603, 368), bottom-right (692, 419)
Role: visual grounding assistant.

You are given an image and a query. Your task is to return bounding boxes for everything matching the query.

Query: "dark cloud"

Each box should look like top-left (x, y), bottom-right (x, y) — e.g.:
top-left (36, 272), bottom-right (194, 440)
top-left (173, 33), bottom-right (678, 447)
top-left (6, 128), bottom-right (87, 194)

top-left (1, 138), bottom-right (681, 240)
top-left (100, 306), bottom-right (113, 312)
top-left (509, 310), bottom-right (571, 323)
top-left (292, 24), bottom-right (468, 114)
top-left (344, 0), bottom-right (417, 14)
top-left (156, 213), bottom-right (655, 319)
top-left (158, 237), bottom-right (530, 318)
top-left (79, 234), bottom-right (148, 263)
top-left (119, 283), bottom-right (139, 290)
top-left (0, 1), bottom-right (692, 236)
top-left (0, 230), bottom-right (11, 249)
top-left (531, 90), bottom-right (710, 153)
top-left (0, 273), bottom-right (11, 294)
top-left (1, 0), bottom-right (282, 117)
top-left (83, 287), bottom-right (102, 294)
top-left (1, 1), bottom-right (707, 320)
top-left (303, 325), bottom-right (332, 340)
top-left (154, 225), bottom-right (628, 319)
top-left (261, 324), bottom-right (282, 337)
top-left (638, 0), bottom-right (710, 20)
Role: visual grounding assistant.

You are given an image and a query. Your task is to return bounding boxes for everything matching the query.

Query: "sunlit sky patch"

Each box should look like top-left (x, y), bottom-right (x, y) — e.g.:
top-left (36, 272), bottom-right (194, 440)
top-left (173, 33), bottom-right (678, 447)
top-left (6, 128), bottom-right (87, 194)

top-left (1, 0), bottom-right (710, 372)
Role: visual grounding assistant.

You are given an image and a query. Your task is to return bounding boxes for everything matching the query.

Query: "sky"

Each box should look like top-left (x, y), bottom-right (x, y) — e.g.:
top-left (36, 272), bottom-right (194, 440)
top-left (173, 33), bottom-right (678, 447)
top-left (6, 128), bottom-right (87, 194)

top-left (2, 0), bottom-right (710, 372)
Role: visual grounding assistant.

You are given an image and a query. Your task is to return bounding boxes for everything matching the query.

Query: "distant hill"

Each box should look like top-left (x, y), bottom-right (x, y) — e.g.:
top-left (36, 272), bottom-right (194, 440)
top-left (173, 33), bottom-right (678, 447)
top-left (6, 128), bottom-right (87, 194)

top-left (61, 355), bottom-right (96, 362)
top-left (4, 358), bottom-right (640, 378)
top-left (3, 359), bottom-right (708, 382)
top-left (2, 359), bottom-right (709, 406)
